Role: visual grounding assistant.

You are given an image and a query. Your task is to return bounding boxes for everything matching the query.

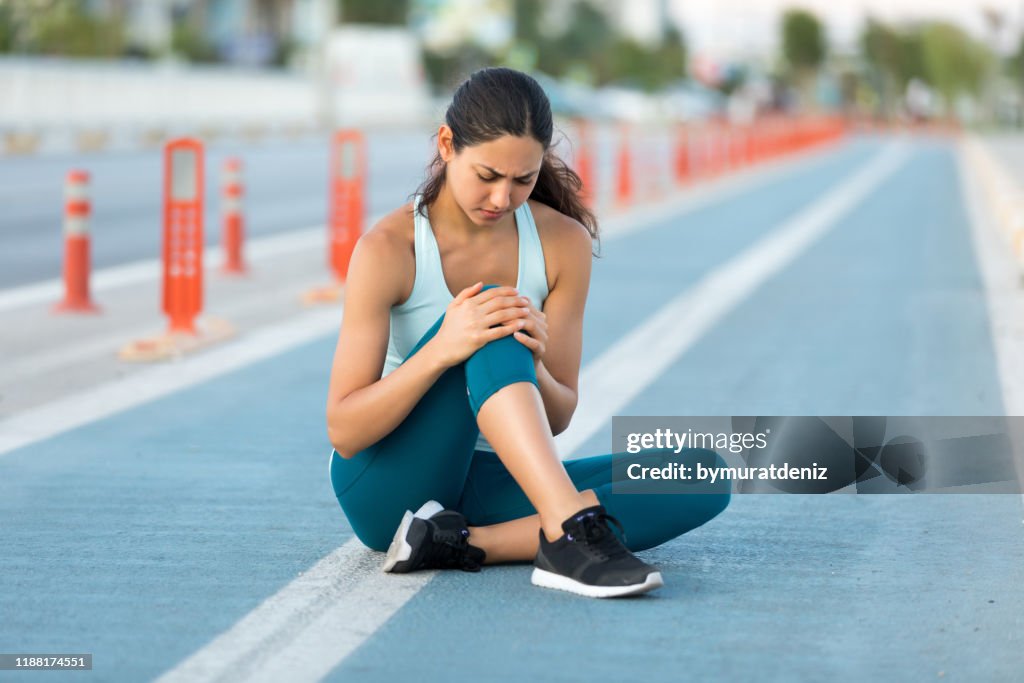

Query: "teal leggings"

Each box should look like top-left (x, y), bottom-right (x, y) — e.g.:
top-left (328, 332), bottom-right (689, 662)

top-left (330, 295), bottom-right (731, 553)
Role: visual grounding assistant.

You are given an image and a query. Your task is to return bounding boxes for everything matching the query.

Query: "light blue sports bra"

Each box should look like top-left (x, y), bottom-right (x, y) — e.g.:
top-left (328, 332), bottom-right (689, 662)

top-left (381, 195), bottom-right (549, 452)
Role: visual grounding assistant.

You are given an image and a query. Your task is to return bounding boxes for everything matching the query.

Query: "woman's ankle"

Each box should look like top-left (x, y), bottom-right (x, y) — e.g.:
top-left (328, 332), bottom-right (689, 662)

top-left (540, 490), bottom-right (601, 542)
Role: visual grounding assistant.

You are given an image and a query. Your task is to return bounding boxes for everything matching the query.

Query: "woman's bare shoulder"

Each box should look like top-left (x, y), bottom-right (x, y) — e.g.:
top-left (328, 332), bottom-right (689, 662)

top-left (349, 202), bottom-right (417, 305)
top-left (527, 200), bottom-right (594, 293)
top-left (528, 200), bottom-right (594, 259)
top-left (359, 202), bottom-right (416, 254)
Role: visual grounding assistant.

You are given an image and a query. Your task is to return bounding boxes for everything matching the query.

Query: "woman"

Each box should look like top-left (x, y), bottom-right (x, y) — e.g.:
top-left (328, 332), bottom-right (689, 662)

top-left (327, 67), bottom-right (730, 598)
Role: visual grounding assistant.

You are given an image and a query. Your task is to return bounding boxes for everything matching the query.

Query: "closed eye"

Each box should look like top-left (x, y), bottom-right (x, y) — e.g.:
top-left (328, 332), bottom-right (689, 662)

top-left (478, 174), bottom-right (534, 185)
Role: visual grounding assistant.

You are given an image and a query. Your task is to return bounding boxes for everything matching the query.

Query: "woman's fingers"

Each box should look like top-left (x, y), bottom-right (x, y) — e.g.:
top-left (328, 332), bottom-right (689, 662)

top-left (483, 306), bottom-right (529, 327)
top-left (469, 286), bottom-right (518, 305)
top-left (480, 295), bottom-right (528, 315)
top-left (513, 330), bottom-right (540, 351)
top-left (486, 323), bottom-right (519, 341)
top-left (453, 281), bottom-right (484, 303)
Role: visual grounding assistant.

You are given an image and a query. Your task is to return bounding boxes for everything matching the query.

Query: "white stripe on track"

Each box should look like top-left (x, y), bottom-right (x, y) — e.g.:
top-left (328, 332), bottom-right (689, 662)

top-left (555, 140), bottom-right (910, 456)
top-left (152, 539), bottom-right (432, 683)
top-left (0, 279), bottom-right (330, 384)
top-left (0, 307), bottom-right (340, 458)
top-left (152, 141), bottom-right (909, 683)
top-left (958, 138), bottom-right (1024, 511)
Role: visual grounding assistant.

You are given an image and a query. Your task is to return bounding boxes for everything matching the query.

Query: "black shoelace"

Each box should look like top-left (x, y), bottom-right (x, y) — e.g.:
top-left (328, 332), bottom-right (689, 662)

top-left (565, 511), bottom-right (630, 561)
top-left (421, 526), bottom-right (482, 572)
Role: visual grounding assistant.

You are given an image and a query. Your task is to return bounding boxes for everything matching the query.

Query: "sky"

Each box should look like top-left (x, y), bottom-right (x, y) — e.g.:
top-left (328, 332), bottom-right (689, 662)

top-left (617, 0), bottom-right (1024, 61)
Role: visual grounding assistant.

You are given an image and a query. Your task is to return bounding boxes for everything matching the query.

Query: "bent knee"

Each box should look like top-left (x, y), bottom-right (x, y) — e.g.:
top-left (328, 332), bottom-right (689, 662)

top-left (353, 527), bottom-right (392, 553)
top-left (333, 494), bottom-right (400, 553)
top-left (342, 508), bottom-right (393, 552)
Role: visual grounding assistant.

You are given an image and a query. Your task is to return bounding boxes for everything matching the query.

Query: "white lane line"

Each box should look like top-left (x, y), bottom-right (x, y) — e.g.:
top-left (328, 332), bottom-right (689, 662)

top-left (0, 307), bottom-right (340, 458)
top-left (958, 138), bottom-right (1024, 510)
top-left (0, 138), bottom-right (853, 314)
top-left (152, 539), bottom-right (432, 683)
top-left (151, 142), bottom-right (907, 683)
top-left (555, 140), bottom-right (910, 456)
top-left (0, 275), bottom-right (327, 383)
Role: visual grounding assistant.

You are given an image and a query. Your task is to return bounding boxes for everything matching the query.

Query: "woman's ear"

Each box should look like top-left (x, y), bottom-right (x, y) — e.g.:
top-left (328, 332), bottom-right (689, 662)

top-left (437, 125), bottom-right (455, 163)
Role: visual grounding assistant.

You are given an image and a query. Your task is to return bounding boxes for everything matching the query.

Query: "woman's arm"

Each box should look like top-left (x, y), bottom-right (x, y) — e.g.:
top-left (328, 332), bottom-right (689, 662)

top-left (325, 220), bottom-right (450, 458)
top-left (326, 214), bottom-right (530, 458)
top-left (523, 211), bottom-right (594, 435)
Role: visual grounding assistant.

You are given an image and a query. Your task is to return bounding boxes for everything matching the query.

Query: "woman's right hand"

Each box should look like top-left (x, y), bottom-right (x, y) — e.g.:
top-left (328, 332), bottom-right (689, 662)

top-left (429, 282), bottom-right (531, 367)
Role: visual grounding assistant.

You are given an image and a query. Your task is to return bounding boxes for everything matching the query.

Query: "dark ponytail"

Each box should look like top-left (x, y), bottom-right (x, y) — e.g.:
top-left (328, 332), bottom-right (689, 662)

top-left (416, 67), bottom-right (599, 248)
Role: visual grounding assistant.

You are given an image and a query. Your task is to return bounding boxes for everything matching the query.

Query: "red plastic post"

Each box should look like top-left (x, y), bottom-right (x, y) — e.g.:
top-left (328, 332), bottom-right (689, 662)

top-left (328, 129), bottom-right (366, 282)
top-left (573, 119), bottom-right (595, 208)
top-left (53, 170), bottom-right (100, 313)
top-left (221, 158), bottom-right (246, 274)
top-left (162, 138), bottom-right (204, 335)
top-left (615, 124), bottom-right (633, 206)
top-left (673, 125), bottom-right (691, 185)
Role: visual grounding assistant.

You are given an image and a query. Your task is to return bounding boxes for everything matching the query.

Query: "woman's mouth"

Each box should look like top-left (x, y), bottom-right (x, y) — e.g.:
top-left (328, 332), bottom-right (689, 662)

top-left (479, 209), bottom-right (505, 220)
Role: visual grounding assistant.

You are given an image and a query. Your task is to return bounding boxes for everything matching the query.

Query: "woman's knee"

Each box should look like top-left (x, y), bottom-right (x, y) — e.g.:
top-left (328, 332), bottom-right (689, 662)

top-left (464, 330), bottom-right (538, 416)
top-left (349, 518), bottom-right (394, 552)
top-left (334, 493), bottom-right (402, 552)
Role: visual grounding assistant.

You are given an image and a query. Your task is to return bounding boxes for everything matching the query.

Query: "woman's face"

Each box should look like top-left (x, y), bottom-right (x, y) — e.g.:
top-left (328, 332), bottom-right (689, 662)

top-left (438, 126), bottom-right (545, 226)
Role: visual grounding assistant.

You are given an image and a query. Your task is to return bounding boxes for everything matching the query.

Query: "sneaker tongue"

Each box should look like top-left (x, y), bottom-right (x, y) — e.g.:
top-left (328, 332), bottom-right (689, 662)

top-left (560, 505), bottom-right (606, 534)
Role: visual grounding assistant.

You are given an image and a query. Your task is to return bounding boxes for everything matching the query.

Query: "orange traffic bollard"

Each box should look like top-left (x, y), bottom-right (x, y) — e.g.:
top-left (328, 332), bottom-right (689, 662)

top-left (162, 138), bottom-right (204, 334)
top-left (329, 129), bottom-right (366, 282)
top-left (221, 158), bottom-right (246, 274)
top-left (615, 125), bottom-right (633, 207)
top-left (53, 169), bottom-right (100, 313)
top-left (673, 125), bottom-right (691, 185)
top-left (573, 119), bottom-right (595, 208)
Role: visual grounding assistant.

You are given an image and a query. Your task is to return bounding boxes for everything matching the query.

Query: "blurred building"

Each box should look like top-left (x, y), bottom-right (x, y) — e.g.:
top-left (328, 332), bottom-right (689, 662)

top-left (84, 0), bottom-right (335, 67)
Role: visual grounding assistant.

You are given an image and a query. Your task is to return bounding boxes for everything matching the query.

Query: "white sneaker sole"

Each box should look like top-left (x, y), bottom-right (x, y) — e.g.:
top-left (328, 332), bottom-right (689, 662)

top-left (381, 500), bottom-right (445, 573)
top-left (530, 568), bottom-right (664, 598)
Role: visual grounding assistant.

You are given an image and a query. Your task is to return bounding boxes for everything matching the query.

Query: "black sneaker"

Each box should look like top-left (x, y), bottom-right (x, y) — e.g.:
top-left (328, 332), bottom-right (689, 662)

top-left (532, 505), bottom-right (663, 598)
top-left (382, 500), bottom-right (486, 573)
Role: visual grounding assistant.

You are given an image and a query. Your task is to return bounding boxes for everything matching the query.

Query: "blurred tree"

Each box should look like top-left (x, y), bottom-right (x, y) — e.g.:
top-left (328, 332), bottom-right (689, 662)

top-left (1010, 34), bottom-right (1024, 82)
top-left (423, 42), bottom-right (493, 90)
top-left (919, 22), bottom-right (990, 111)
top-left (861, 17), bottom-right (991, 118)
top-left (513, 0), bottom-right (541, 45)
top-left (32, 1), bottom-right (124, 57)
top-left (782, 9), bottom-right (825, 72)
top-left (170, 21), bottom-right (218, 63)
top-left (340, 0), bottom-right (409, 24)
top-left (862, 19), bottom-right (900, 76)
top-left (655, 25), bottom-right (687, 86)
top-left (861, 18), bottom-right (906, 116)
top-left (605, 30), bottom-right (686, 91)
top-left (535, 0), bottom-right (614, 82)
top-left (898, 29), bottom-right (926, 85)
top-left (781, 9), bottom-right (826, 108)
top-left (425, 0), bottom-right (684, 92)
top-left (535, 0), bottom-right (683, 90)
top-left (0, 4), bottom-right (14, 52)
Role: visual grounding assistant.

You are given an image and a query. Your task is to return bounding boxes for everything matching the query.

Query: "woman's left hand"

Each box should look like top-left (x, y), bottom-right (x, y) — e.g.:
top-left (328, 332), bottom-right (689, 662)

top-left (513, 298), bottom-right (548, 365)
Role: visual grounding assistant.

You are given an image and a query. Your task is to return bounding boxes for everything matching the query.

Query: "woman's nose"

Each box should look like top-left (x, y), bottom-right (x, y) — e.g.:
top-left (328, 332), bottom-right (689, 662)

top-left (490, 183), bottom-right (512, 210)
